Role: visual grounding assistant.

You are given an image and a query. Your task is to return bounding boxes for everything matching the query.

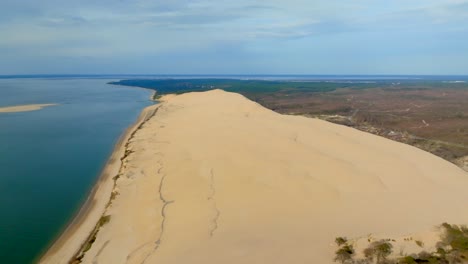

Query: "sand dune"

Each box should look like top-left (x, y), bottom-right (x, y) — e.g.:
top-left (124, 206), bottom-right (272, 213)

top-left (41, 90), bottom-right (468, 264)
top-left (0, 103), bottom-right (57, 113)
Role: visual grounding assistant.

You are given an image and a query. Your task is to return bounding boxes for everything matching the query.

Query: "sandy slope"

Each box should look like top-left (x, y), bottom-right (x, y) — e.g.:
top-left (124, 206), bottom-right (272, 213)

top-left (0, 103), bottom-right (57, 113)
top-left (39, 105), bottom-right (159, 264)
top-left (42, 90), bottom-right (468, 264)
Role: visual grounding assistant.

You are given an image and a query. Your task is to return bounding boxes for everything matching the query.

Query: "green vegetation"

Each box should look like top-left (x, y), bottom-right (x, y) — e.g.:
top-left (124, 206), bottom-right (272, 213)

top-left (151, 92), bottom-right (161, 101)
top-left (98, 215), bottom-right (111, 227)
top-left (334, 237), bottom-right (355, 264)
top-left (82, 236), bottom-right (95, 253)
top-left (110, 79), bottom-right (468, 97)
top-left (336, 237), bottom-right (349, 246)
top-left (398, 252), bottom-right (441, 264)
top-left (71, 215), bottom-right (112, 263)
top-left (440, 223), bottom-right (468, 251)
top-left (109, 79), bottom-right (363, 95)
top-left (81, 215), bottom-right (111, 254)
top-left (415, 240), bottom-right (424, 248)
top-left (363, 240), bottom-right (393, 263)
top-left (334, 223), bottom-right (468, 264)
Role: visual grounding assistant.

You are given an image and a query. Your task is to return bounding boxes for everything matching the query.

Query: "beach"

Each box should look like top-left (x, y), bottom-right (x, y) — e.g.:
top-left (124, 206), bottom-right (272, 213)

top-left (40, 89), bottom-right (468, 264)
top-left (0, 103), bottom-right (57, 113)
top-left (39, 104), bottom-right (159, 264)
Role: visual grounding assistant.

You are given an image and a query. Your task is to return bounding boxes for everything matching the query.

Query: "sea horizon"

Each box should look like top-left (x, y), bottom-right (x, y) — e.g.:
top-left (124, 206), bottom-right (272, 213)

top-left (1, 74), bottom-right (468, 81)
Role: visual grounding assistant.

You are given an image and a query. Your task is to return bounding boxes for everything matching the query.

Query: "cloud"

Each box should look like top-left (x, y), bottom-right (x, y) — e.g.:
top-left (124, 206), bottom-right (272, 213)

top-left (0, 0), bottom-right (468, 74)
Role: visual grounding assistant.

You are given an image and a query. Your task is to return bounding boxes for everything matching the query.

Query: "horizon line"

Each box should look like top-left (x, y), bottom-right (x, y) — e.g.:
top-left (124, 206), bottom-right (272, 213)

top-left (2, 74), bottom-right (468, 77)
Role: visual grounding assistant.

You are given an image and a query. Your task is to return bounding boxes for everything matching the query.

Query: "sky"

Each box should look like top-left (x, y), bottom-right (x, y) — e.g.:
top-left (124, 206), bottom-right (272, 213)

top-left (1, 0), bottom-right (468, 75)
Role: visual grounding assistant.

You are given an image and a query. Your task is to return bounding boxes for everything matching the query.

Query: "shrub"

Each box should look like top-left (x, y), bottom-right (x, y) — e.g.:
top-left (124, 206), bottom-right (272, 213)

top-left (364, 240), bottom-right (393, 264)
top-left (440, 223), bottom-right (468, 251)
top-left (334, 244), bottom-right (355, 264)
top-left (98, 215), bottom-right (111, 227)
top-left (336, 237), bottom-right (348, 247)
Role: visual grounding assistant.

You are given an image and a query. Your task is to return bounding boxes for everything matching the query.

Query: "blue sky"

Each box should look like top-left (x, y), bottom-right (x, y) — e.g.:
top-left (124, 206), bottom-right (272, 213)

top-left (1, 0), bottom-right (468, 75)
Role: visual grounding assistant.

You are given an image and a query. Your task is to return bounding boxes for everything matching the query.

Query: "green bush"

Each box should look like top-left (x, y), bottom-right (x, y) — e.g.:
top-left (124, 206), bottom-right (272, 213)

top-left (364, 240), bottom-right (393, 263)
top-left (336, 237), bottom-right (348, 247)
top-left (334, 244), bottom-right (355, 264)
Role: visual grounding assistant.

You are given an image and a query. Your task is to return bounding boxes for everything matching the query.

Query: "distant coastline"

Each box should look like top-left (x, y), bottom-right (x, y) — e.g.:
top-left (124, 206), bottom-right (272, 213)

top-left (2, 74), bottom-right (468, 81)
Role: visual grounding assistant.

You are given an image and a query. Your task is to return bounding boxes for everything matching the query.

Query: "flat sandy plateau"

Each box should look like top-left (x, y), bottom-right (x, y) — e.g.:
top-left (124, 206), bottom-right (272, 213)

top-left (41, 90), bottom-right (468, 264)
top-left (0, 103), bottom-right (57, 113)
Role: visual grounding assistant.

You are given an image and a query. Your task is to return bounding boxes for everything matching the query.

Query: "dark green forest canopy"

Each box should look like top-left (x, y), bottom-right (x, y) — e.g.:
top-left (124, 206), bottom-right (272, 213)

top-left (109, 79), bottom-right (468, 96)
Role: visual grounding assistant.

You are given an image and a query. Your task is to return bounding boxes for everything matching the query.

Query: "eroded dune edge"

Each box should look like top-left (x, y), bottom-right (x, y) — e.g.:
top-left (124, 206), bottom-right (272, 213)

top-left (41, 90), bottom-right (468, 264)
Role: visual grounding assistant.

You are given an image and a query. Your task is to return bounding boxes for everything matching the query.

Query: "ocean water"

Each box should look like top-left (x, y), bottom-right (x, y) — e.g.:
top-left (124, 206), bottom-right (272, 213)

top-left (0, 78), bottom-right (152, 263)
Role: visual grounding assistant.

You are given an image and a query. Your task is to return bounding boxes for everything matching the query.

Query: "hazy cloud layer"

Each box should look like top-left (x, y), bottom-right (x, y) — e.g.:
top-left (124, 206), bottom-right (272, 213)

top-left (1, 0), bottom-right (468, 74)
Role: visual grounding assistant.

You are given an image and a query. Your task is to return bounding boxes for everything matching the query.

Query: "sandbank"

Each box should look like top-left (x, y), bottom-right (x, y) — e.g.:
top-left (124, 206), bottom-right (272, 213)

top-left (0, 103), bottom-right (57, 113)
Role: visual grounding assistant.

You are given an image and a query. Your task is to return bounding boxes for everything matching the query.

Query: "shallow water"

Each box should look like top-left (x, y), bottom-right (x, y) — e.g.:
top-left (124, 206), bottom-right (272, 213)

top-left (0, 78), bottom-right (152, 263)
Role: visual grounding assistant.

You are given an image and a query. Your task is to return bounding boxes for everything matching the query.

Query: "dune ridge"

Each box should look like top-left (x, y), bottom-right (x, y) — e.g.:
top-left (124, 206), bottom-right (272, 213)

top-left (42, 89), bottom-right (468, 264)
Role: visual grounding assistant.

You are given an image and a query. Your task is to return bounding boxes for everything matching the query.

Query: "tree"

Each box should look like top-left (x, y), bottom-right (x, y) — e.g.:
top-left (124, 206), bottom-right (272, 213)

top-left (363, 240), bottom-right (393, 264)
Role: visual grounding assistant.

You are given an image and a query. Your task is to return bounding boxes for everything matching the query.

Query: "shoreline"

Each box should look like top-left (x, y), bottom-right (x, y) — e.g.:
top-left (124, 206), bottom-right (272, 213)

top-left (39, 102), bottom-right (160, 264)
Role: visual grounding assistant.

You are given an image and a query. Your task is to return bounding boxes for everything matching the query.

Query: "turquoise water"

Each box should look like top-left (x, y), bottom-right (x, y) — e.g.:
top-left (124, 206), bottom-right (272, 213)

top-left (0, 78), bottom-right (152, 263)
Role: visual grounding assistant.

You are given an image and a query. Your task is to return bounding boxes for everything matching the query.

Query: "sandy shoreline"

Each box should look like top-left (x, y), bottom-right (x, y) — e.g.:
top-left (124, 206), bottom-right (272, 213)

top-left (40, 90), bottom-right (468, 264)
top-left (0, 103), bottom-right (57, 113)
top-left (39, 103), bottom-right (160, 264)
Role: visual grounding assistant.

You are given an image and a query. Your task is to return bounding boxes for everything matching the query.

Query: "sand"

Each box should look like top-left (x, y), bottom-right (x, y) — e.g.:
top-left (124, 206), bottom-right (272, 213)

top-left (39, 105), bottom-right (159, 264)
top-left (0, 103), bottom-right (57, 113)
top-left (40, 90), bottom-right (468, 264)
